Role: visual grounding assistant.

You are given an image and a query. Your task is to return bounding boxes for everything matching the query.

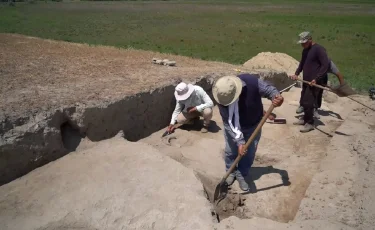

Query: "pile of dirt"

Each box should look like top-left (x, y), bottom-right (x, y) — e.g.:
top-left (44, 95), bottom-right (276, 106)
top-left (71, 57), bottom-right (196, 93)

top-left (0, 136), bottom-right (215, 230)
top-left (243, 52), bottom-right (300, 76)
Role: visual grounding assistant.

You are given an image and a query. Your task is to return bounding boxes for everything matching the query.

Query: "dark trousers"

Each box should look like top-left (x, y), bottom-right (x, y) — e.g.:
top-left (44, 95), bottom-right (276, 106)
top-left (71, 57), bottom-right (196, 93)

top-left (300, 83), bottom-right (319, 125)
top-left (299, 75), bottom-right (328, 109)
top-left (316, 75), bottom-right (328, 108)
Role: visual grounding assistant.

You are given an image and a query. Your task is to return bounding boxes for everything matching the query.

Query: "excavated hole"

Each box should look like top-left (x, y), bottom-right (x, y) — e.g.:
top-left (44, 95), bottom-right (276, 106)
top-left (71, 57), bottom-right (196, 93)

top-left (195, 172), bottom-right (248, 222)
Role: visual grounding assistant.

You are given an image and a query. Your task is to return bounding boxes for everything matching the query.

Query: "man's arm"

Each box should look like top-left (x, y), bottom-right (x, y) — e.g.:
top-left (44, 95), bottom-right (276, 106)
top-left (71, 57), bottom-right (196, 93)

top-left (223, 122), bottom-right (245, 146)
top-left (329, 60), bottom-right (344, 85)
top-left (315, 46), bottom-right (329, 81)
top-left (170, 101), bottom-right (183, 125)
top-left (258, 78), bottom-right (280, 100)
top-left (195, 87), bottom-right (214, 112)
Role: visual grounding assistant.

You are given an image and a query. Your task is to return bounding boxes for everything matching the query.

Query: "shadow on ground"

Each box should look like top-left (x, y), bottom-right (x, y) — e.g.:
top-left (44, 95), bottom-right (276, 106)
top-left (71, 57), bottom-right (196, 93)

top-left (181, 120), bottom-right (222, 133)
top-left (318, 110), bottom-right (343, 120)
top-left (243, 166), bottom-right (291, 195)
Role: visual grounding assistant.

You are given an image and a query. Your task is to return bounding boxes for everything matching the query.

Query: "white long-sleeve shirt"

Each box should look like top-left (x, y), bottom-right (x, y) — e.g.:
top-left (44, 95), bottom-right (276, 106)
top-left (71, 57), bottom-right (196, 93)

top-left (170, 85), bottom-right (214, 125)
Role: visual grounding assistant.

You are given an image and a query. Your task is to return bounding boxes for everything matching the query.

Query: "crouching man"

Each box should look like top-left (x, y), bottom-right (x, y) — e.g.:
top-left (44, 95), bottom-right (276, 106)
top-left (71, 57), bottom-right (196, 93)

top-left (212, 73), bottom-right (284, 191)
top-left (168, 82), bottom-right (214, 133)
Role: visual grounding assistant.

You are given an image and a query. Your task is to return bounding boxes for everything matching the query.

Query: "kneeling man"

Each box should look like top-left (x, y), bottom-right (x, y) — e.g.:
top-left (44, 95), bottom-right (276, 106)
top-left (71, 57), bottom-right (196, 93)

top-left (168, 82), bottom-right (214, 133)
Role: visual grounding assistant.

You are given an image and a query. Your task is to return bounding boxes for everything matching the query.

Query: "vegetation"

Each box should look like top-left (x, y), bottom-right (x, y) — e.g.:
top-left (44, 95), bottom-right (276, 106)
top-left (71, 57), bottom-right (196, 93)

top-left (0, 0), bottom-right (374, 91)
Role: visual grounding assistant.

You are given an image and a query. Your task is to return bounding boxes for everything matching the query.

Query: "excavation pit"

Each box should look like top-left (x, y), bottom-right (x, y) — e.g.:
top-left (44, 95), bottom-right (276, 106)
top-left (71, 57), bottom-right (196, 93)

top-left (1, 78), bottom-right (350, 228)
top-left (1, 34), bottom-right (372, 230)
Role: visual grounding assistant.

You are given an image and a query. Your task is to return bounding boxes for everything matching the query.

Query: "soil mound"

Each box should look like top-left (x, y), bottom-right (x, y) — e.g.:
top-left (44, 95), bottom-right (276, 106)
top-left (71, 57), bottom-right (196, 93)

top-left (243, 52), bottom-right (300, 76)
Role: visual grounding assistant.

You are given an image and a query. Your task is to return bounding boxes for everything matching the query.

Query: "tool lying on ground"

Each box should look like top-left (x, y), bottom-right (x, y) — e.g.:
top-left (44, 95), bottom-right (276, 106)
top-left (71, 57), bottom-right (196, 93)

top-left (213, 104), bottom-right (275, 203)
top-left (266, 117), bottom-right (287, 124)
top-left (296, 78), bottom-right (375, 112)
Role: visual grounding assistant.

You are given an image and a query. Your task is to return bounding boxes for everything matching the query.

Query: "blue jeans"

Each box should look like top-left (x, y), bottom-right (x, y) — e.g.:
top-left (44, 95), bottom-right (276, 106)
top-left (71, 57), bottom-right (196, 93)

top-left (224, 125), bottom-right (261, 177)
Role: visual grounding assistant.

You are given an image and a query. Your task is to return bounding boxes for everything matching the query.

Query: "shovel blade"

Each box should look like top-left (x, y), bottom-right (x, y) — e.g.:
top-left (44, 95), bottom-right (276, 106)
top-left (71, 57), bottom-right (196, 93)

top-left (331, 83), bottom-right (357, 97)
top-left (213, 181), bottom-right (228, 202)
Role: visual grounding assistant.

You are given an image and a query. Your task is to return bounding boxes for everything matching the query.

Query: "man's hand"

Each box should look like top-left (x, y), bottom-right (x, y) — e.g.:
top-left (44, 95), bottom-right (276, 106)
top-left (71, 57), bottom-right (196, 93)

top-left (310, 79), bottom-right (316, 86)
top-left (167, 124), bottom-right (175, 133)
top-left (289, 74), bottom-right (299, 81)
top-left (187, 107), bottom-right (197, 113)
top-left (238, 144), bottom-right (247, 156)
top-left (272, 95), bottom-right (284, 107)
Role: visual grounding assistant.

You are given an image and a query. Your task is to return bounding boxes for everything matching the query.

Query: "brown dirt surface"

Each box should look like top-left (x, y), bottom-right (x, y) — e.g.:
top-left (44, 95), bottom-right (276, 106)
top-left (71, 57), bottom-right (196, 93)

top-left (0, 33), bottom-right (241, 120)
top-left (243, 52), bottom-right (300, 76)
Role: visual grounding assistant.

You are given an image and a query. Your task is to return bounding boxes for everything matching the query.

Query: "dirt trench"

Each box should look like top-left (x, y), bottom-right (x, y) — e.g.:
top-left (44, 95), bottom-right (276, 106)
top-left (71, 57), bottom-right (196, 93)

top-left (0, 76), bottom-right (215, 186)
top-left (139, 85), bottom-right (352, 224)
top-left (0, 75), bottom-right (351, 226)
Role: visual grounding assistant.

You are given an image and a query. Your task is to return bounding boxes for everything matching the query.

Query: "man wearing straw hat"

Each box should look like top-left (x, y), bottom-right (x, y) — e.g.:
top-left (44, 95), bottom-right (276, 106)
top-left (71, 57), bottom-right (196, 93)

top-left (212, 73), bottom-right (284, 191)
top-left (168, 82), bottom-right (214, 133)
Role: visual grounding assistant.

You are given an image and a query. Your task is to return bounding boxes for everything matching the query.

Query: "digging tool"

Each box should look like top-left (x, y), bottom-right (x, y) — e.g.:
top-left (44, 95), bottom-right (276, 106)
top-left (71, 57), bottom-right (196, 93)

top-left (213, 104), bottom-right (275, 203)
top-left (296, 78), bottom-right (356, 97)
top-left (296, 78), bottom-right (375, 112)
top-left (264, 83), bottom-right (296, 124)
top-left (161, 123), bottom-right (183, 137)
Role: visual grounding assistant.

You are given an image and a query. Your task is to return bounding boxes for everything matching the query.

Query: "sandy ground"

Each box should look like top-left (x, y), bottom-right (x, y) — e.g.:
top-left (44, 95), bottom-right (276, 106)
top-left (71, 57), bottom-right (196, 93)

top-left (1, 34), bottom-right (375, 229)
top-left (0, 135), bottom-right (214, 230)
top-left (141, 87), bottom-right (374, 224)
top-left (1, 84), bottom-right (374, 229)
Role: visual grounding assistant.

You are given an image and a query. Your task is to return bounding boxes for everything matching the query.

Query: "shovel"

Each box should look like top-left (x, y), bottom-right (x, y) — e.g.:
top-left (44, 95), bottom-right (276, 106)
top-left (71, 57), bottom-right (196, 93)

top-left (213, 104), bottom-right (275, 202)
top-left (297, 78), bottom-right (356, 97)
top-left (297, 79), bottom-right (374, 112)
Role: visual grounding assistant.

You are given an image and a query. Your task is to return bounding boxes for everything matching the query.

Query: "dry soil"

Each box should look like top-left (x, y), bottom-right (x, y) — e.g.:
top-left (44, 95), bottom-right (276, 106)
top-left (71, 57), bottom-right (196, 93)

top-left (1, 34), bottom-right (375, 230)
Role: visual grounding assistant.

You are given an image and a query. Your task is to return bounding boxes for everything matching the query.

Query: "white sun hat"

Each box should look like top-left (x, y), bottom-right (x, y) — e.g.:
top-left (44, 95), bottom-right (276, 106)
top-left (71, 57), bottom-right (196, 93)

top-left (212, 75), bottom-right (243, 106)
top-left (174, 82), bottom-right (195, 101)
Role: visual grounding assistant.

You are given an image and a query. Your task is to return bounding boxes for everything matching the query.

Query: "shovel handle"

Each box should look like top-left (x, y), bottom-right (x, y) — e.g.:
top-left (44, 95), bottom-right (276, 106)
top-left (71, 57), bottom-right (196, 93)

top-left (221, 104), bottom-right (275, 182)
top-left (297, 78), bottom-right (332, 91)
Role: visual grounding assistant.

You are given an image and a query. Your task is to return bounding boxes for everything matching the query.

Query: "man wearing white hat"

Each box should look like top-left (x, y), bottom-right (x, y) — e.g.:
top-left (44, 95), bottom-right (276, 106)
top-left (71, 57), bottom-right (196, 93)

top-left (212, 73), bottom-right (284, 191)
top-left (168, 82), bottom-right (214, 133)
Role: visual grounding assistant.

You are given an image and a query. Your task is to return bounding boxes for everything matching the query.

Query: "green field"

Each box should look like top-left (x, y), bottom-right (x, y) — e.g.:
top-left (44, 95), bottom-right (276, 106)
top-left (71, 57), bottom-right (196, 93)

top-left (1, 0), bottom-right (374, 92)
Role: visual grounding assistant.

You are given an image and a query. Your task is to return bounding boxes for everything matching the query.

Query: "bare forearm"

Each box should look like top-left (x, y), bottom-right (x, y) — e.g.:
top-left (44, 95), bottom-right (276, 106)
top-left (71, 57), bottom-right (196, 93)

top-left (336, 72), bottom-right (344, 84)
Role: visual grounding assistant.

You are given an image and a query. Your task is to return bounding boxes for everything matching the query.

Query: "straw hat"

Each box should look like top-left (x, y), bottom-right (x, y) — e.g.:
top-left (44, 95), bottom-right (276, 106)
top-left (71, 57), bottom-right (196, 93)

top-left (174, 82), bottom-right (195, 101)
top-left (212, 75), bottom-right (243, 106)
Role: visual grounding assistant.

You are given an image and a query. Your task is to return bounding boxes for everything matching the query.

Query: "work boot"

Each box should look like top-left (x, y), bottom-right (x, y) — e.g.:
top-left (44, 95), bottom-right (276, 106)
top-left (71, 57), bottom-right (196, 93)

top-left (225, 173), bottom-right (236, 186)
top-left (296, 106), bottom-right (304, 114)
top-left (235, 171), bottom-right (250, 192)
top-left (313, 109), bottom-right (320, 119)
top-left (300, 123), bottom-right (314, 133)
top-left (293, 119), bottom-right (305, 126)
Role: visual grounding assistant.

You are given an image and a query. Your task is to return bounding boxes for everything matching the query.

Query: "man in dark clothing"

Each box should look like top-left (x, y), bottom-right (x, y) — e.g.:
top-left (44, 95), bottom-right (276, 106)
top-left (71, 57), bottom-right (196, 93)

top-left (212, 73), bottom-right (284, 191)
top-left (296, 60), bottom-right (345, 117)
top-left (290, 31), bottom-right (330, 133)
